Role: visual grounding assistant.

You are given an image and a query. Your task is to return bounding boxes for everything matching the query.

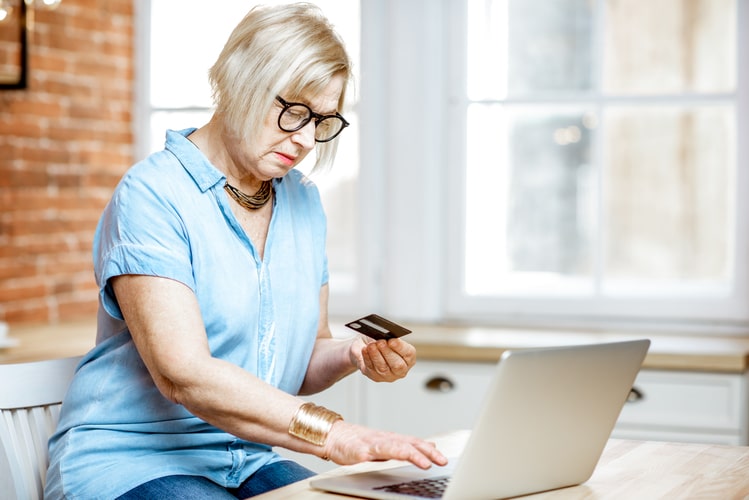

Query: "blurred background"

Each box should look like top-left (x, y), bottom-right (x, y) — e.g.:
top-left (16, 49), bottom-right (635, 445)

top-left (0, 0), bottom-right (745, 336)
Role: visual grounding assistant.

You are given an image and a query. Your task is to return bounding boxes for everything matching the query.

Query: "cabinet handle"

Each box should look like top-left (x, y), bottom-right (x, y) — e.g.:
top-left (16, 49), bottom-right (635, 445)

top-left (627, 386), bottom-right (644, 403)
top-left (425, 376), bottom-right (454, 393)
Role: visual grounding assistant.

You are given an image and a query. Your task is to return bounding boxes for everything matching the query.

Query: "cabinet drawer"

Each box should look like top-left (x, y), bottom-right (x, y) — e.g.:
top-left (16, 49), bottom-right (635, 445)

top-left (617, 370), bottom-right (745, 433)
top-left (363, 361), bottom-right (494, 439)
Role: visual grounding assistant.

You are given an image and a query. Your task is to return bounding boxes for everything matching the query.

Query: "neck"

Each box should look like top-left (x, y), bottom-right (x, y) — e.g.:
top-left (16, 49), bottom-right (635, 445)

top-left (189, 117), bottom-right (265, 193)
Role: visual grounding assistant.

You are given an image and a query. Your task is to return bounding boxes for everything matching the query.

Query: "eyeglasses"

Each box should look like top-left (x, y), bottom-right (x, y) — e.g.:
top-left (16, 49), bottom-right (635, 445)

top-left (275, 96), bottom-right (349, 143)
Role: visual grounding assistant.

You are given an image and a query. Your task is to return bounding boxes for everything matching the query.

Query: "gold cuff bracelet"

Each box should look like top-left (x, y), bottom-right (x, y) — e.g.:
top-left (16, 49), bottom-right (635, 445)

top-left (288, 402), bottom-right (343, 447)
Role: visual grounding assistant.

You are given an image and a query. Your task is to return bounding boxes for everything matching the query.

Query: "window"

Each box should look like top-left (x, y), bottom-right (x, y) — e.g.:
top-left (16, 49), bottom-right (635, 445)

top-left (447, 0), bottom-right (747, 329)
top-left (138, 1), bottom-right (749, 332)
top-left (137, 0), bottom-right (361, 304)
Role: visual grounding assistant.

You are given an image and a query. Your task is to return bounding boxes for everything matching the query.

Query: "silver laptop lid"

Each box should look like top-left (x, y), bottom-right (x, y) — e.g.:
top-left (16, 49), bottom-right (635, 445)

top-left (310, 339), bottom-right (650, 500)
top-left (446, 339), bottom-right (650, 499)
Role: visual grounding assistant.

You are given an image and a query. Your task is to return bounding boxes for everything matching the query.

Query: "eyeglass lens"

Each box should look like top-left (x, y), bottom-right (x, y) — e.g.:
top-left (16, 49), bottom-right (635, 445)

top-left (278, 102), bottom-right (347, 142)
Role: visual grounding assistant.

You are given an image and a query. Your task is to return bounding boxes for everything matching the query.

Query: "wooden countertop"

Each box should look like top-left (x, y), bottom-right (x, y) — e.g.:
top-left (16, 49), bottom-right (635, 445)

top-left (397, 323), bottom-right (749, 373)
top-left (3, 318), bottom-right (749, 373)
top-left (253, 431), bottom-right (749, 499)
top-left (0, 319), bottom-right (97, 364)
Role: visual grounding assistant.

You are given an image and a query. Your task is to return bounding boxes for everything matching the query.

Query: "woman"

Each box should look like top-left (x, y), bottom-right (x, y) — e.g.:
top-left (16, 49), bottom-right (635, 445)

top-left (44, 3), bottom-right (446, 499)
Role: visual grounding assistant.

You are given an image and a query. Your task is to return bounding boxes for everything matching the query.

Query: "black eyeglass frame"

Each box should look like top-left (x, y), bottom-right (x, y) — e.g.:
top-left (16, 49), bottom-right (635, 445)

top-left (275, 96), bottom-right (349, 143)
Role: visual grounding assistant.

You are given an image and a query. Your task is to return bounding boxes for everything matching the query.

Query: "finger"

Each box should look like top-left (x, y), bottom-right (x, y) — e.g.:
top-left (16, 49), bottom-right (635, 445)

top-left (365, 341), bottom-right (391, 375)
top-left (386, 440), bottom-right (445, 470)
top-left (360, 344), bottom-right (392, 380)
top-left (375, 342), bottom-right (410, 375)
top-left (412, 440), bottom-right (449, 466)
top-left (385, 338), bottom-right (416, 365)
top-left (378, 339), bottom-right (415, 371)
top-left (359, 343), bottom-right (376, 373)
top-left (325, 424), bottom-right (448, 469)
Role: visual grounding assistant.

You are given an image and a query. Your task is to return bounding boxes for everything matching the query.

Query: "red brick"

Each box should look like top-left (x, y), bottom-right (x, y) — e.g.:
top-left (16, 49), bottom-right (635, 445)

top-left (1, 0), bottom-right (132, 326)
top-left (33, 51), bottom-right (70, 73)
top-left (56, 297), bottom-right (98, 321)
top-left (0, 260), bottom-right (37, 281)
top-left (0, 119), bottom-right (44, 137)
top-left (9, 99), bottom-right (66, 118)
top-left (0, 280), bottom-right (48, 302)
top-left (1, 302), bottom-right (51, 324)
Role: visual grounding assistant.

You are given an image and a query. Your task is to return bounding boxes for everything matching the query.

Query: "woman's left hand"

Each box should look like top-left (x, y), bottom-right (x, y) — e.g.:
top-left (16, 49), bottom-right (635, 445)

top-left (349, 337), bottom-right (416, 382)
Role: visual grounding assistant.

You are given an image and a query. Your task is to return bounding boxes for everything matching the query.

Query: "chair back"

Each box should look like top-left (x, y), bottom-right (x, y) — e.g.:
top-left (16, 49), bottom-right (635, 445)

top-left (0, 356), bottom-right (82, 500)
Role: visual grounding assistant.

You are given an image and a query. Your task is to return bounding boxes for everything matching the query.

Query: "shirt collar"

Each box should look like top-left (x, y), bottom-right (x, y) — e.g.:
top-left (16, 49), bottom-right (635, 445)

top-left (164, 127), bottom-right (285, 192)
top-left (164, 128), bottom-right (225, 193)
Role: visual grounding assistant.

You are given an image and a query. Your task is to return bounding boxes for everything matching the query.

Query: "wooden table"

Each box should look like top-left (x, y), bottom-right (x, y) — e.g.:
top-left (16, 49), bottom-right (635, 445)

top-left (4, 322), bottom-right (749, 497)
top-left (253, 431), bottom-right (749, 499)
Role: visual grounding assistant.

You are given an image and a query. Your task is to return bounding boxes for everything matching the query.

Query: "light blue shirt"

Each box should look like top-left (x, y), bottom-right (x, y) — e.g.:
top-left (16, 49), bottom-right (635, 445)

top-left (45, 129), bottom-right (328, 499)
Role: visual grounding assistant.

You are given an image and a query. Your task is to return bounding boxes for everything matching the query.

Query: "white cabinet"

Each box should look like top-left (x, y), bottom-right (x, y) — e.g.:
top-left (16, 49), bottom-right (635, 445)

top-left (361, 361), bottom-right (493, 438)
top-left (277, 359), bottom-right (749, 472)
top-left (362, 361), bottom-right (749, 446)
top-left (613, 369), bottom-right (749, 445)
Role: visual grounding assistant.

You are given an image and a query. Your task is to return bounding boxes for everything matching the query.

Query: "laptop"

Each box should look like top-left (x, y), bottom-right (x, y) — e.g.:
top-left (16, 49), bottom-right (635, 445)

top-left (310, 339), bottom-right (650, 499)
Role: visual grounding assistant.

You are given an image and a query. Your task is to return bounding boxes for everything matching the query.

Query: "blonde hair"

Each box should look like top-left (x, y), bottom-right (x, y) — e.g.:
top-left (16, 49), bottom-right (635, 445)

top-left (209, 3), bottom-right (352, 171)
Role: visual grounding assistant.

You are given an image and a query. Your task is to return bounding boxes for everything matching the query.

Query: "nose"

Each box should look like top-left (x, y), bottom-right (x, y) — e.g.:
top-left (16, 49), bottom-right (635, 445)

top-left (291, 120), bottom-right (316, 149)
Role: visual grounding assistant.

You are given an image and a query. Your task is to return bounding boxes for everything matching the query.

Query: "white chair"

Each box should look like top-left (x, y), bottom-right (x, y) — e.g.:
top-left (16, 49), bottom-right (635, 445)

top-left (0, 356), bottom-right (82, 500)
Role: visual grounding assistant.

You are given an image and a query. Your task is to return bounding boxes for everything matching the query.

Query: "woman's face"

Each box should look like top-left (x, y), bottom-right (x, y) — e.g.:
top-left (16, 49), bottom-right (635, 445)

top-left (226, 74), bottom-right (345, 181)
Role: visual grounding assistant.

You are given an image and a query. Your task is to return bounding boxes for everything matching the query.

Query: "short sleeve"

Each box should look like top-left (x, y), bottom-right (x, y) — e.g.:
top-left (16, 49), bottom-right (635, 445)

top-left (93, 158), bottom-right (196, 319)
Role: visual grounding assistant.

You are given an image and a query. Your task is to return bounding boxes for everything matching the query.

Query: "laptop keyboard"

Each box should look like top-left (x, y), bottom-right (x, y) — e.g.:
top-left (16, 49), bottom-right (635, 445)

top-left (373, 475), bottom-right (451, 498)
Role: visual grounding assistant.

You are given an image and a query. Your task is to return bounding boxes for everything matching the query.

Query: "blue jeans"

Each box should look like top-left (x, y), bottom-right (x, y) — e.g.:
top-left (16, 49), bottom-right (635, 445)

top-left (115, 460), bottom-right (316, 499)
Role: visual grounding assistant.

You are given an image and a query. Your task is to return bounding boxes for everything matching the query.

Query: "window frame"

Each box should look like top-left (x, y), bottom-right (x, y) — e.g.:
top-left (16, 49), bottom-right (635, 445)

top-left (135, 0), bottom-right (749, 334)
top-left (442, 0), bottom-right (749, 332)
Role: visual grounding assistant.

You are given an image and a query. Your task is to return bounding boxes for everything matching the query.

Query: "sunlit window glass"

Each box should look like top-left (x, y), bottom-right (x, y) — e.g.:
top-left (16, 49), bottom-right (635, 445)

top-left (604, 0), bottom-right (736, 95)
top-left (604, 105), bottom-right (734, 292)
top-left (465, 104), bottom-right (597, 295)
top-left (463, 0), bottom-right (737, 306)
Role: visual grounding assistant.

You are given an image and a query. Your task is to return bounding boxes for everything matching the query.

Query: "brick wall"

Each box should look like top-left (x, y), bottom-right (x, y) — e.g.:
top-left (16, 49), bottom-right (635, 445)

top-left (0, 0), bottom-right (134, 325)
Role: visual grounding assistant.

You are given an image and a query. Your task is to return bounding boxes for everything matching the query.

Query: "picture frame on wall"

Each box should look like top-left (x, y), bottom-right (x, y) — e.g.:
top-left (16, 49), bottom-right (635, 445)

top-left (0, 0), bottom-right (28, 89)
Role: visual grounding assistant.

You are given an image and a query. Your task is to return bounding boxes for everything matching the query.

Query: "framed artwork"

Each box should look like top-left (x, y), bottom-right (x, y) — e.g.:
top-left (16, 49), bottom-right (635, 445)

top-left (0, 0), bottom-right (27, 89)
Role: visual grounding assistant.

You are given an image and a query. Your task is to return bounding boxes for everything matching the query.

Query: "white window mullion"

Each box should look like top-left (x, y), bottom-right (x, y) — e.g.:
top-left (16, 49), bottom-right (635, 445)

top-left (446, 0), bottom-right (746, 332)
top-left (132, 0), bottom-right (152, 162)
top-left (730, 0), bottom-right (749, 323)
top-left (377, 0), bottom-right (449, 322)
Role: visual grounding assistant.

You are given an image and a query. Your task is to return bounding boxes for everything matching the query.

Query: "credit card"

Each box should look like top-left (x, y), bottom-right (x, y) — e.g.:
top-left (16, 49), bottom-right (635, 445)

top-left (345, 314), bottom-right (412, 340)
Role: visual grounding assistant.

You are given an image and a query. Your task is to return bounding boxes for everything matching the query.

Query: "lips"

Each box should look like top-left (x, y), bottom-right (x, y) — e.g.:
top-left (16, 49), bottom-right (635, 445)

top-left (275, 151), bottom-right (296, 167)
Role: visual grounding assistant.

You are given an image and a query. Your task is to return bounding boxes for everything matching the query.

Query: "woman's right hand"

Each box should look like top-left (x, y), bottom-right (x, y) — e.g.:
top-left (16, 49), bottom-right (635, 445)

top-left (322, 420), bottom-right (448, 469)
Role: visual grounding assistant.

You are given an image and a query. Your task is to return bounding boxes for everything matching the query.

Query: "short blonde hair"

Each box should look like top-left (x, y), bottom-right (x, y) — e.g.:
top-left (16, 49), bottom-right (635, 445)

top-left (209, 3), bottom-right (352, 171)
